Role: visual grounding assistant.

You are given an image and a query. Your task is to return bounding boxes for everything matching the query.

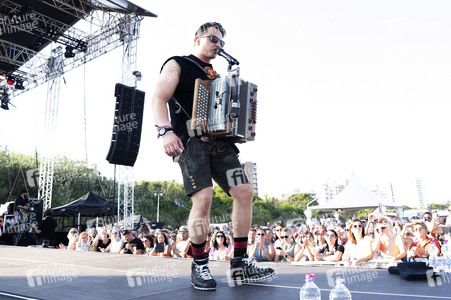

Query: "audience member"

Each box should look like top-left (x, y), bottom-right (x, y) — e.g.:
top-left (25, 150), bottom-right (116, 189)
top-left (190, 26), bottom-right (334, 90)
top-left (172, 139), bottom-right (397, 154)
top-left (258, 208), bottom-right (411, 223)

top-left (422, 211), bottom-right (444, 238)
top-left (121, 230), bottom-right (145, 255)
top-left (149, 232), bottom-right (170, 256)
top-left (171, 227), bottom-right (192, 258)
top-left (75, 232), bottom-right (92, 251)
top-left (407, 222), bottom-right (441, 260)
top-left (372, 216), bottom-right (406, 264)
top-left (59, 228), bottom-right (79, 250)
top-left (209, 231), bottom-right (233, 260)
top-left (274, 228), bottom-right (300, 262)
top-left (294, 232), bottom-right (317, 262)
top-left (342, 219), bottom-right (373, 265)
top-left (100, 227), bottom-right (124, 253)
top-left (249, 228), bottom-right (274, 261)
top-left (141, 234), bottom-right (155, 255)
top-left (91, 227), bottom-right (111, 252)
top-left (315, 229), bottom-right (344, 262)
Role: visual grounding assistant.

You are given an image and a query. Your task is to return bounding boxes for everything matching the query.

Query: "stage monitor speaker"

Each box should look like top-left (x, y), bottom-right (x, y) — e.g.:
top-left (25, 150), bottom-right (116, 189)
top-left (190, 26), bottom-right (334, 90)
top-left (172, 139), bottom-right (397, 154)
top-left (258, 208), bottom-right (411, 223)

top-left (106, 83), bottom-right (145, 167)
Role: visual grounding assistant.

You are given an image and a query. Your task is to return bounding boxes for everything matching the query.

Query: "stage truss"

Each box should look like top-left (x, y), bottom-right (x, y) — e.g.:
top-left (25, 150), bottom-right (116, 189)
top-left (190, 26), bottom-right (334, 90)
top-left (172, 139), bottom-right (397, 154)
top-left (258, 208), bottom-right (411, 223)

top-left (0, 0), bottom-right (156, 225)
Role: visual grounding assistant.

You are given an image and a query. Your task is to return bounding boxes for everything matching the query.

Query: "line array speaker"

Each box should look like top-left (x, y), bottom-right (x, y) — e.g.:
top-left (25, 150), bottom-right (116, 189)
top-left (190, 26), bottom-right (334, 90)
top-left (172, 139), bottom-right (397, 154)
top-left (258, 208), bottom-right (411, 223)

top-left (106, 83), bottom-right (145, 167)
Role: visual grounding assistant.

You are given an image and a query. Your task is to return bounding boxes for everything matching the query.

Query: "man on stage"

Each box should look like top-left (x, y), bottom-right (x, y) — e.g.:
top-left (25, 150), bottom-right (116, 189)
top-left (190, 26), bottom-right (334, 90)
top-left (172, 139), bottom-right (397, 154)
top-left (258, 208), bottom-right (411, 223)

top-left (152, 22), bottom-right (275, 291)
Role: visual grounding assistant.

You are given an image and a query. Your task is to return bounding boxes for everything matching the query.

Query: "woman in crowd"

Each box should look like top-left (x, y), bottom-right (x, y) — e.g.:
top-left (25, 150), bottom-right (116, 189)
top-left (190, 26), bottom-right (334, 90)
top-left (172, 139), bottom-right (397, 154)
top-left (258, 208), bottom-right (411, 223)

top-left (315, 229), bottom-right (344, 262)
top-left (342, 219), bottom-right (373, 265)
top-left (141, 234), bottom-right (155, 255)
top-left (295, 232), bottom-right (317, 261)
top-left (149, 232), bottom-right (170, 256)
top-left (209, 231), bottom-right (233, 260)
top-left (274, 228), bottom-right (301, 262)
top-left (249, 228), bottom-right (275, 262)
top-left (91, 227), bottom-right (110, 252)
top-left (59, 228), bottom-right (79, 250)
top-left (314, 227), bottom-right (326, 249)
top-left (100, 226), bottom-right (124, 253)
top-left (265, 228), bottom-right (275, 244)
top-left (76, 231), bottom-right (92, 251)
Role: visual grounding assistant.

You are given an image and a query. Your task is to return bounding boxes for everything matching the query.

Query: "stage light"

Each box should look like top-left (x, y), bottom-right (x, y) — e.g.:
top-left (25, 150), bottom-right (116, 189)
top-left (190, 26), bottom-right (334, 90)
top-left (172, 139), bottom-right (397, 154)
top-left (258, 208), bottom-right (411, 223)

top-left (6, 76), bottom-right (14, 86)
top-left (15, 79), bottom-right (24, 90)
top-left (0, 74), bottom-right (6, 81)
top-left (64, 46), bottom-right (75, 58)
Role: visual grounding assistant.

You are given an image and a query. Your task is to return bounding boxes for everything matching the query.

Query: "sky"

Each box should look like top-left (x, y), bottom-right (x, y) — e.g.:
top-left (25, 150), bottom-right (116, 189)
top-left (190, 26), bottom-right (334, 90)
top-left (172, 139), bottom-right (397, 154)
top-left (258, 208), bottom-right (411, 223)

top-left (1, 0), bottom-right (451, 207)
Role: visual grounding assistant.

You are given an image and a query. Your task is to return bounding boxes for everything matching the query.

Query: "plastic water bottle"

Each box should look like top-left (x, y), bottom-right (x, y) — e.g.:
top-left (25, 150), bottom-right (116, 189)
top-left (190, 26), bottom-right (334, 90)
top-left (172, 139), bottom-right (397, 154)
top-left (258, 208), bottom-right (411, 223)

top-left (442, 240), bottom-right (451, 274)
top-left (300, 274), bottom-right (321, 300)
top-left (428, 240), bottom-right (439, 272)
top-left (329, 278), bottom-right (352, 300)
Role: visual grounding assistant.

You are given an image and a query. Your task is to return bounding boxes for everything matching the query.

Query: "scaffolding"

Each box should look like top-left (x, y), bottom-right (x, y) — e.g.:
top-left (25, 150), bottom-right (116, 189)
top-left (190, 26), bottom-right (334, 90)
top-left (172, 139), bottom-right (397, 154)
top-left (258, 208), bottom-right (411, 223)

top-left (0, 1), bottom-right (156, 217)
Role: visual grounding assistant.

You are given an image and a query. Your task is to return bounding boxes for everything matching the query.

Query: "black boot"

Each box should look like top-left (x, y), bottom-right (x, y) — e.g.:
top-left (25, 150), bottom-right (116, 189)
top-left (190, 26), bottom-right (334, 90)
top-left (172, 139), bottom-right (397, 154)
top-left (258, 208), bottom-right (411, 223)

top-left (191, 257), bottom-right (217, 291)
top-left (229, 255), bottom-right (276, 286)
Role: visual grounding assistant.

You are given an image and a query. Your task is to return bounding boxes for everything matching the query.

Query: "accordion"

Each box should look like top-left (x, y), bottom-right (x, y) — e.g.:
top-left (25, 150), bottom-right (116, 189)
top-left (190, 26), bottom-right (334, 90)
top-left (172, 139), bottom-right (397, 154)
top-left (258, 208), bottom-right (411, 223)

top-left (191, 75), bottom-right (258, 142)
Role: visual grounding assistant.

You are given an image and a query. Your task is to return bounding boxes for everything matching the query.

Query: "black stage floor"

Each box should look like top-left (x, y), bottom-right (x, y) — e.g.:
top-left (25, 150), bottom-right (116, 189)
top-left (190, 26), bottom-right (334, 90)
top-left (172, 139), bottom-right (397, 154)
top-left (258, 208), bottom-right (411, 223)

top-left (0, 245), bottom-right (450, 300)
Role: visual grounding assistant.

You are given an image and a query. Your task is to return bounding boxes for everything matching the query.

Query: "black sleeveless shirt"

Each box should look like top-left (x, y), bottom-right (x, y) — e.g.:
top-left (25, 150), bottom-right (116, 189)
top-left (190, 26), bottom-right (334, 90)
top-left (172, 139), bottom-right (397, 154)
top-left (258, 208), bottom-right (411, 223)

top-left (161, 54), bottom-right (218, 145)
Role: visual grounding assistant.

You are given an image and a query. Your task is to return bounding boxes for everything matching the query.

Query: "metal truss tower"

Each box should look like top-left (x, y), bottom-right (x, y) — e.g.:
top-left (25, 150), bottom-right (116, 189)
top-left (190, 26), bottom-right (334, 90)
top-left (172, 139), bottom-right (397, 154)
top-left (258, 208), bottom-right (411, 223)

top-left (117, 14), bottom-right (142, 230)
top-left (0, 1), bottom-right (156, 211)
top-left (38, 46), bottom-right (64, 210)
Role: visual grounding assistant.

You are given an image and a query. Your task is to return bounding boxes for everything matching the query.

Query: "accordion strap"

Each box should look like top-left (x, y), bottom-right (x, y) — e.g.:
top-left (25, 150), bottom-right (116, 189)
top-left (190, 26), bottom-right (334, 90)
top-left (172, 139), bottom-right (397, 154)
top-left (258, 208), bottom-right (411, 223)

top-left (167, 56), bottom-right (218, 119)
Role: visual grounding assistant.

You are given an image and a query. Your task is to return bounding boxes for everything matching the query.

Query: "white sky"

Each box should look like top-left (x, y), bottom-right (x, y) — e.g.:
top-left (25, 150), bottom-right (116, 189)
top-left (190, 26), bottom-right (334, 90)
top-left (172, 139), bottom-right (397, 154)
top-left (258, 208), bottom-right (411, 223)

top-left (1, 0), bottom-right (451, 206)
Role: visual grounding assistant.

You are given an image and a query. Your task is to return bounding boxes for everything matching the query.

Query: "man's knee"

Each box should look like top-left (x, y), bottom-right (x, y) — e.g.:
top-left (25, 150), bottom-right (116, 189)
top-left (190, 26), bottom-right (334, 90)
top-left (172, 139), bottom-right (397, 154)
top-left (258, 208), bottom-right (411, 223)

top-left (192, 188), bottom-right (213, 210)
top-left (230, 184), bottom-right (254, 203)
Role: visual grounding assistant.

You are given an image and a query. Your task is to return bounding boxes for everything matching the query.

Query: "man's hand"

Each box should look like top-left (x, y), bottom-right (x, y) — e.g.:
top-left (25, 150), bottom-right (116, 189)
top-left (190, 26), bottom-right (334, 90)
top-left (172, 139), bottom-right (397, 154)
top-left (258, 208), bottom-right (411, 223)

top-left (162, 132), bottom-right (184, 157)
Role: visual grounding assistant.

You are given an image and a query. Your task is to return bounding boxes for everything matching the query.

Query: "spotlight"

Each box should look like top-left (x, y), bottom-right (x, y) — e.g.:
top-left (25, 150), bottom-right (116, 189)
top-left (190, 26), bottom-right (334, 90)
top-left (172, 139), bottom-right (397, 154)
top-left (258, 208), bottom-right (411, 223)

top-left (0, 74), bottom-right (6, 81)
top-left (30, 33), bottom-right (43, 51)
top-left (64, 46), bottom-right (75, 58)
top-left (6, 75), bottom-right (14, 86)
top-left (15, 79), bottom-right (24, 90)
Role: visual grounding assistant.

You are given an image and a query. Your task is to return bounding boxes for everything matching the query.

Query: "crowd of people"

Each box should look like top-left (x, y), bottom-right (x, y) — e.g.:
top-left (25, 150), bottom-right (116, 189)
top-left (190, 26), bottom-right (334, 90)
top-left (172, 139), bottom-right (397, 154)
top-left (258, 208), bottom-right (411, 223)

top-left (55, 209), bottom-right (451, 267)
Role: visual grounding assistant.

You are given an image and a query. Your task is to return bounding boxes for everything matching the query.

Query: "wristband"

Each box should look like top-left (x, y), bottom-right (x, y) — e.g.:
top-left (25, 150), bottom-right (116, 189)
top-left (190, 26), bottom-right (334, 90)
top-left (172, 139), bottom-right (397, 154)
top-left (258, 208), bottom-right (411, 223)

top-left (155, 121), bottom-right (173, 138)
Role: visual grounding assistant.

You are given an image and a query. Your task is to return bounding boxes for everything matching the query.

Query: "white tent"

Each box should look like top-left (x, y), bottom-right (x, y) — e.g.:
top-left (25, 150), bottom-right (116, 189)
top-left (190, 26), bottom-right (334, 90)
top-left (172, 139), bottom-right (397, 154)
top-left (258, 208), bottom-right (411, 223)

top-left (310, 176), bottom-right (399, 211)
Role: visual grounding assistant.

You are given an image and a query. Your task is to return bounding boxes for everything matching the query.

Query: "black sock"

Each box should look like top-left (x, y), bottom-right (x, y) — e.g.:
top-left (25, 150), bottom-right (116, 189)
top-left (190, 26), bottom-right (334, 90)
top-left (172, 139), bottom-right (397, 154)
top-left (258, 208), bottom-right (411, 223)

top-left (233, 237), bottom-right (247, 258)
top-left (191, 241), bottom-right (207, 260)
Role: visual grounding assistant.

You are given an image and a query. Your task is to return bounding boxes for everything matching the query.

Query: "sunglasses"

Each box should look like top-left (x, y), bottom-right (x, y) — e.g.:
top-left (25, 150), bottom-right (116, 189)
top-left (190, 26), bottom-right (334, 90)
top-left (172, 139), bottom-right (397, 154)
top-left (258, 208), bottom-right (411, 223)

top-left (200, 34), bottom-right (225, 48)
top-left (353, 224), bottom-right (363, 228)
top-left (70, 231), bottom-right (78, 234)
top-left (281, 236), bottom-right (289, 239)
top-left (257, 233), bottom-right (265, 236)
top-left (216, 235), bottom-right (225, 238)
top-left (379, 221), bottom-right (388, 225)
top-left (142, 239), bottom-right (149, 242)
top-left (369, 232), bottom-right (375, 235)
top-left (424, 217), bottom-right (432, 221)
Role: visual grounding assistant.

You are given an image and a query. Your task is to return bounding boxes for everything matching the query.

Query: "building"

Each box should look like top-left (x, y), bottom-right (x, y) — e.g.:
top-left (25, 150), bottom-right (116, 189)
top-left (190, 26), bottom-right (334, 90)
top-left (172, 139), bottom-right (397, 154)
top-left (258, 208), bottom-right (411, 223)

top-left (242, 161), bottom-right (258, 195)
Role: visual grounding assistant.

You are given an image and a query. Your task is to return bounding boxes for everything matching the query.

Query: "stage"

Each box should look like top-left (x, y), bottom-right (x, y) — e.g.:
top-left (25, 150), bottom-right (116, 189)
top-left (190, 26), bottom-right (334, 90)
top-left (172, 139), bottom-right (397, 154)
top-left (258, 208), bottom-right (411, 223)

top-left (0, 245), bottom-right (450, 300)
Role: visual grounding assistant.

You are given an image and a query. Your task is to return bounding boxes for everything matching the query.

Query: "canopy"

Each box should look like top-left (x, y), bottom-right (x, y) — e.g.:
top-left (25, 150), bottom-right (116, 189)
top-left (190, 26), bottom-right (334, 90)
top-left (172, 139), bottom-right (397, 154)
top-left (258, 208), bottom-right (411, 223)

top-left (52, 192), bottom-right (117, 217)
top-left (310, 176), bottom-right (399, 211)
